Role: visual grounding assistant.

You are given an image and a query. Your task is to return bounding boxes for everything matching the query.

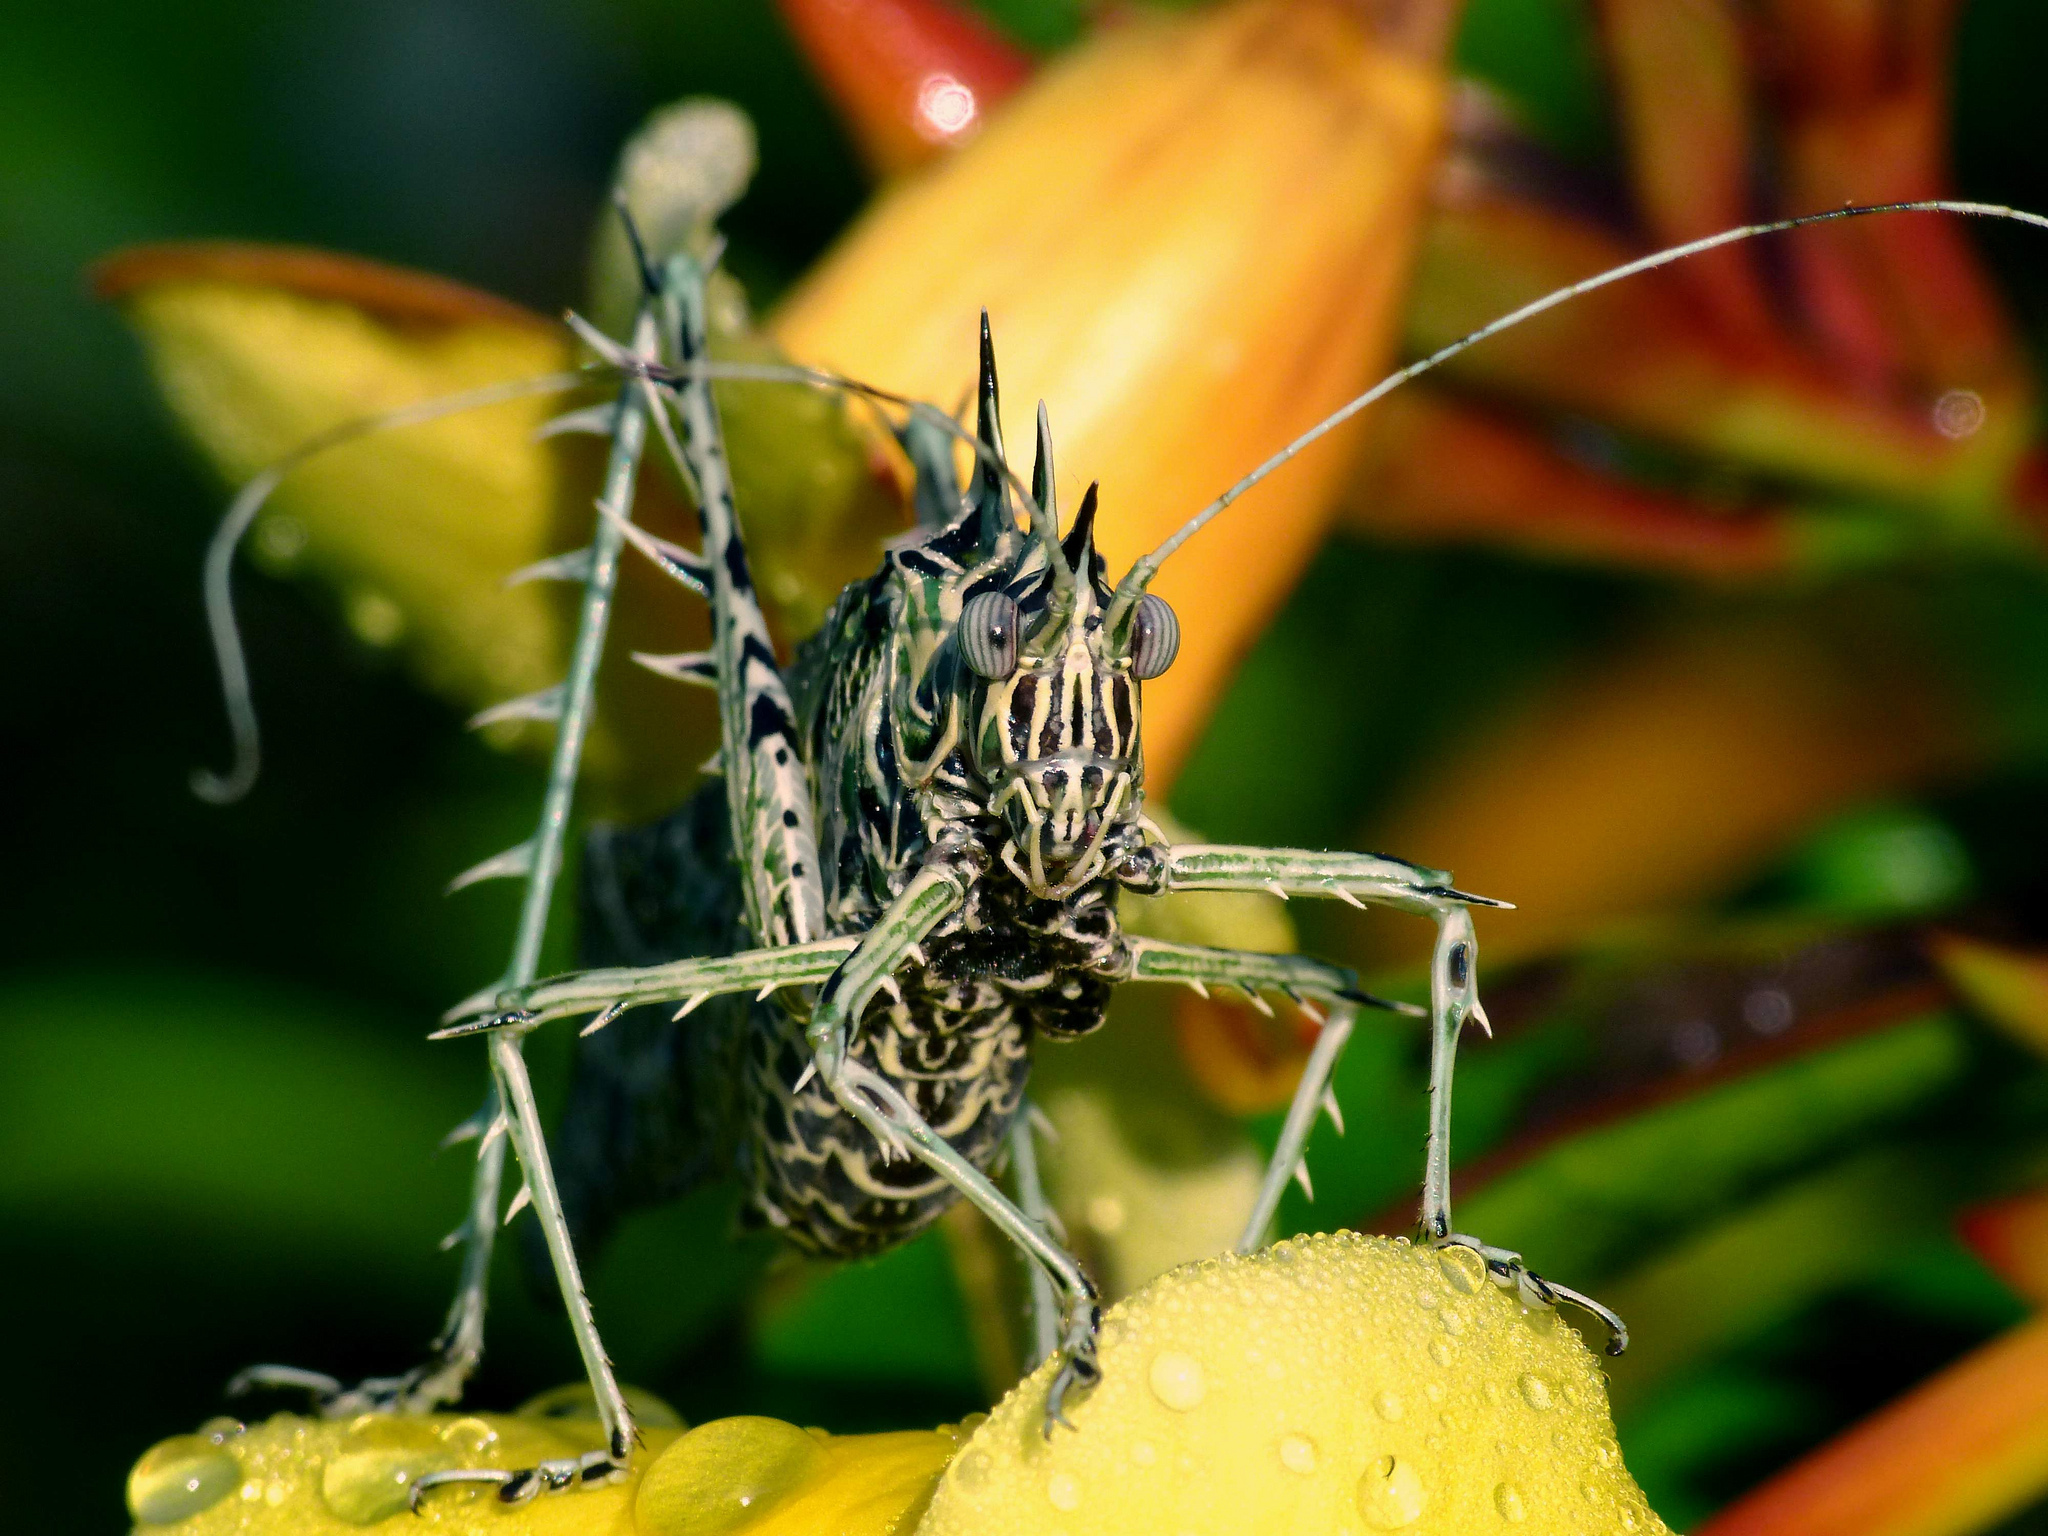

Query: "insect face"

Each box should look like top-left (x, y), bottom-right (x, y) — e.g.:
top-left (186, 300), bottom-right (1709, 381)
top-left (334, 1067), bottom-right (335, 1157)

top-left (962, 486), bottom-right (1155, 898)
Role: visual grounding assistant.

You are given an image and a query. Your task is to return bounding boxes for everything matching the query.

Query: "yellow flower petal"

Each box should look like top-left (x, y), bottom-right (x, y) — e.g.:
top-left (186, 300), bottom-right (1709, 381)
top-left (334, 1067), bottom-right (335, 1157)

top-left (920, 1232), bottom-right (1668, 1535)
top-left (99, 242), bottom-right (586, 728)
top-left (126, 1236), bottom-right (1664, 1535)
top-left (772, 0), bottom-right (1455, 789)
top-left (97, 242), bottom-right (905, 814)
top-left (635, 1418), bottom-right (959, 1536)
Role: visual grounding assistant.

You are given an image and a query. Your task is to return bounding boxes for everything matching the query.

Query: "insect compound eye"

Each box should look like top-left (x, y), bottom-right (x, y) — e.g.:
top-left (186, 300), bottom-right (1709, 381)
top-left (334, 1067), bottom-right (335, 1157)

top-left (1130, 594), bottom-right (1180, 679)
top-left (959, 590), bottom-right (1022, 679)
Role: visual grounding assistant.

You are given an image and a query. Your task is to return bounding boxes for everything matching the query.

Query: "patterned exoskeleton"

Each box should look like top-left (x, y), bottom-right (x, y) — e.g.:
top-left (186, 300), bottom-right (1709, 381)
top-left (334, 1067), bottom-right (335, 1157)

top-left (216, 184), bottom-right (2048, 1505)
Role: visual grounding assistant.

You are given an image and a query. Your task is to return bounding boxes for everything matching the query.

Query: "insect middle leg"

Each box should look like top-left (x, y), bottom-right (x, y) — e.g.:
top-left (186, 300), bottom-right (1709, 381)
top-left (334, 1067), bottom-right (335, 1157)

top-left (1122, 843), bottom-right (1626, 1351)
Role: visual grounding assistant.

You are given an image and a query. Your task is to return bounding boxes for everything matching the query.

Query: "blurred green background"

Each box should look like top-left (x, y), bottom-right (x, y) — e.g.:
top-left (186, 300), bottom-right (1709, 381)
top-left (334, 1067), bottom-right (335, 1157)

top-left (10, 2), bottom-right (2048, 1533)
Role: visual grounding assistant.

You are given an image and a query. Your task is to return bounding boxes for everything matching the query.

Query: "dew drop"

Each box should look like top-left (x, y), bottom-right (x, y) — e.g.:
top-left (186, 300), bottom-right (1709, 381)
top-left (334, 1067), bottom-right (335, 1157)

top-left (1415, 1288), bottom-right (1442, 1310)
top-left (321, 1449), bottom-right (445, 1526)
top-left (1493, 1482), bottom-right (1527, 1523)
top-left (438, 1416), bottom-right (498, 1456)
top-left (1583, 1483), bottom-right (1605, 1504)
top-left (1518, 1373), bottom-right (1553, 1411)
top-left (953, 1450), bottom-right (992, 1489)
top-left (1148, 1350), bottom-right (1206, 1411)
top-left (1520, 1305), bottom-right (1557, 1335)
top-left (1278, 1435), bottom-right (1318, 1475)
top-left (1428, 1339), bottom-right (1453, 1366)
top-left (1438, 1246), bottom-right (1487, 1294)
top-left (1425, 1382), bottom-right (1446, 1404)
top-left (1440, 1307), bottom-right (1467, 1337)
top-left (1622, 1510), bottom-right (1640, 1531)
top-left (1047, 1471), bottom-right (1081, 1511)
top-left (635, 1416), bottom-right (824, 1536)
top-left (1373, 1390), bottom-right (1404, 1422)
top-left (1356, 1455), bottom-right (1427, 1529)
top-left (1132, 1440), bottom-right (1158, 1468)
top-left (197, 1417), bottom-right (244, 1445)
top-left (1595, 1443), bottom-right (1616, 1467)
top-left (128, 1436), bottom-right (240, 1525)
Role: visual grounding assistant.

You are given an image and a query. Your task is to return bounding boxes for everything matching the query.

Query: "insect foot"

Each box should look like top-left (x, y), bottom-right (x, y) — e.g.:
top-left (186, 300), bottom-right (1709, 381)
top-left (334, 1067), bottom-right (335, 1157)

top-left (409, 1448), bottom-right (628, 1510)
top-left (1043, 1301), bottom-right (1105, 1438)
top-left (1433, 1234), bottom-right (1630, 1357)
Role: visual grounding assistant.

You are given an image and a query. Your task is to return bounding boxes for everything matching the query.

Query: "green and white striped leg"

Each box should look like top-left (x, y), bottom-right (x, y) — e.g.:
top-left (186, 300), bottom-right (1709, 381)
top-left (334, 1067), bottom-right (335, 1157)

top-left (1007, 1107), bottom-right (1061, 1370)
top-left (807, 859), bottom-right (1105, 1434)
top-left (407, 301), bottom-right (675, 1504)
top-left (1125, 845), bottom-right (1500, 1233)
top-left (1134, 846), bottom-right (1625, 1352)
top-left (433, 939), bottom-right (860, 1037)
top-left (233, 303), bottom-right (665, 1457)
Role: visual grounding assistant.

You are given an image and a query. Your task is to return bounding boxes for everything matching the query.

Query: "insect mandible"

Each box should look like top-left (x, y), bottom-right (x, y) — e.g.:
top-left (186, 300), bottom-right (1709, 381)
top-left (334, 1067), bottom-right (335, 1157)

top-left (196, 169), bottom-right (2048, 1506)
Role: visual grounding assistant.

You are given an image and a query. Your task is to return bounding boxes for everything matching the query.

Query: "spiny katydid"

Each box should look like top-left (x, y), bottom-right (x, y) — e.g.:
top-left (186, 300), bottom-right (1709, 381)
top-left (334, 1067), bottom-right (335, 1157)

top-left (200, 175), bottom-right (2048, 1504)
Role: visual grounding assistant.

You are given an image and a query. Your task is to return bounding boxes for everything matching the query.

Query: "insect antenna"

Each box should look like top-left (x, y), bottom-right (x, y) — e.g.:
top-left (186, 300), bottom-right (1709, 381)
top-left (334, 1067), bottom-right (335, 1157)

top-left (192, 368), bottom-right (602, 804)
top-left (1100, 198), bottom-right (2048, 639)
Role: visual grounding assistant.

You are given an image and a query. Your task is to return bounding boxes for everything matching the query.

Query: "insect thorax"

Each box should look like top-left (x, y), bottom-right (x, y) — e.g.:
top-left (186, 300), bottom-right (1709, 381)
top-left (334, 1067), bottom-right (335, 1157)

top-left (739, 520), bottom-right (1133, 1255)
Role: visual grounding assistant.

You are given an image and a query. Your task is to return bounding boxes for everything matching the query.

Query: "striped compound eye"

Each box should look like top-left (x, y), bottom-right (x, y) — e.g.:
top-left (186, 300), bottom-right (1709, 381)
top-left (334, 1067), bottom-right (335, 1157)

top-left (1131, 594), bottom-right (1180, 679)
top-left (960, 591), bottom-right (1022, 679)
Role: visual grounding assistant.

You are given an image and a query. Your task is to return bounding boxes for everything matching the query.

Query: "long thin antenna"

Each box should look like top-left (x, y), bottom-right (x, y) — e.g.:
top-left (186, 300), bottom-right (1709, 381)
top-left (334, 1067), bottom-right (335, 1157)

top-left (192, 370), bottom-right (595, 803)
top-left (1102, 199), bottom-right (2048, 634)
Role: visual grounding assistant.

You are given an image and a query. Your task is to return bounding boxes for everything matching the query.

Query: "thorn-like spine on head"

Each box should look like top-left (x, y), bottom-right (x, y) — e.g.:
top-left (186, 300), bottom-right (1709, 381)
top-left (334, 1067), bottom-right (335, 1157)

top-left (967, 310), bottom-right (1009, 551)
top-left (1031, 399), bottom-right (1058, 529)
top-left (1059, 482), bottom-right (1100, 589)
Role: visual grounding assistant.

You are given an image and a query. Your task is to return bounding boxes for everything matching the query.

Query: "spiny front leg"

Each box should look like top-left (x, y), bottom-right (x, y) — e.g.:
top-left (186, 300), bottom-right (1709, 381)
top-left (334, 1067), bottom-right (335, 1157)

top-left (1128, 842), bottom-right (1626, 1352)
top-left (433, 939), bottom-right (858, 1036)
top-left (807, 857), bottom-right (1105, 1433)
top-left (1117, 841), bottom-right (1504, 1237)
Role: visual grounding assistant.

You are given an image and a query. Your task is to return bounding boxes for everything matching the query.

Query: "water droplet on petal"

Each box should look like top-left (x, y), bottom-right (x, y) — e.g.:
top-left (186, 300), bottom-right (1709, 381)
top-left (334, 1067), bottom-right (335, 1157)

top-left (1438, 1246), bottom-right (1486, 1294)
top-left (1356, 1455), bottom-right (1427, 1529)
top-left (321, 1449), bottom-right (445, 1525)
top-left (1428, 1339), bottom-right (1453, 1366)
top-left (1494, 1482), bottom-right (1527, 1522)
top-left (1046, 1471), bottom-right (1081, 1511)
top-left (128, 1437), bottom-right (240, 1525)
top-left (438, 1416), bottom-right (498, 1455)
top-left (1374, 1390), bottom-right (1404, 1421)
top-left (1279, 1435), bottom-right (1318, 1474)
top-left (635, 1416), bottom-right (824, 1536)
top-left (1518, 1373), bottom-right (1553, 1411)
top-left (1148, 1350), bottom-right (1206, 1411)
top-left (1132, 1440), bottom-right (1157, 1468)
top-left (197, 1417), bottom-right (244, 1445)
top-left (1440, 1307), bottom-right (1467, 1337)
top-left (953, 1450), bottom-right (992, 1489)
